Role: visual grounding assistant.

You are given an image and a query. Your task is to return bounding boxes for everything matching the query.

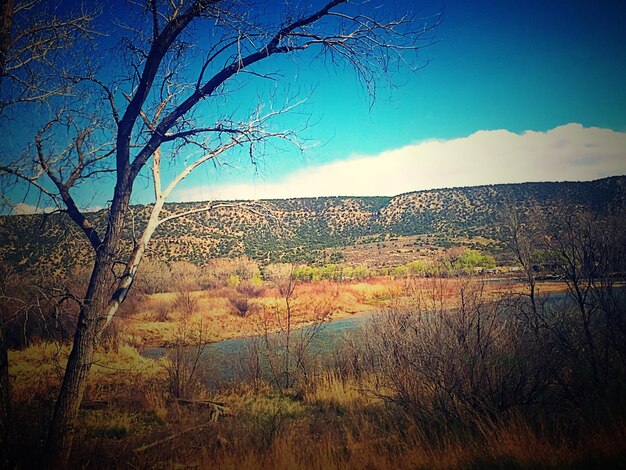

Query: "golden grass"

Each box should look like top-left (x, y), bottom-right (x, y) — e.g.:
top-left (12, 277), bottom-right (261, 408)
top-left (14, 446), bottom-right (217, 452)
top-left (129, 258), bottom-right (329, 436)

top-left (116, 277), bottom-right (573, 348)
top-left (199, 413), bottom-right (626, 470)
top-left (9, 342), bottom-right (166, 404)
top-left (8, 342), bottom-right (68, 402)
top-left (8, 338), bottom-right (626, 469)
top-left (302, 371), bottom-right (380, 411)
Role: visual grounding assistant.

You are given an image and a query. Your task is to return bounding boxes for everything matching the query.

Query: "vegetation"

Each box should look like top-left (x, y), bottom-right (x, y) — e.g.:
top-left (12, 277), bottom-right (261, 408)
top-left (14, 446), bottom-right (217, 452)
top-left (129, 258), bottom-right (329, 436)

top-left (2, 207), bottom-right (625, 468)
top-left (1, 0), bottom-right (624, 466)
top-left (1, 177), bottom-right (625, 278)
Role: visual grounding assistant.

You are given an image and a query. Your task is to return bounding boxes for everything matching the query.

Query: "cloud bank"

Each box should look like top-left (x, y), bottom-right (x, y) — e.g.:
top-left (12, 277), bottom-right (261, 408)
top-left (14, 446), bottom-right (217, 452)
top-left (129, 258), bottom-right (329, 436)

top-left (174, 123), bottom-right (626, 201)
top-left (13, 203), bottom-right (56, 215)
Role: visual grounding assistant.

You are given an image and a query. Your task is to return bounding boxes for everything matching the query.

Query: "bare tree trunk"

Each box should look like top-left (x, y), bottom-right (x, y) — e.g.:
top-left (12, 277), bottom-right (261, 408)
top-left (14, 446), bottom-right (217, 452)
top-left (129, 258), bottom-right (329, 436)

top-left (0, 324), bottom-right (11, 469)
top-left (43, 260), bottom-right (113, 466)
top-left (284, 295), bottom-right (291, 389)
top-left (44, 181), bottom-right (132, 467)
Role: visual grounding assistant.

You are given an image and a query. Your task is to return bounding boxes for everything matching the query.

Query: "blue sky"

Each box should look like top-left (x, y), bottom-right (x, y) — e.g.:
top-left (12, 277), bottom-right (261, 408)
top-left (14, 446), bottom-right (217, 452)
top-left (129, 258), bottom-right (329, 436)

top-left (5, 0), bottom-right (626, 211)
top-left (168, 0), bottom-right (626, 202)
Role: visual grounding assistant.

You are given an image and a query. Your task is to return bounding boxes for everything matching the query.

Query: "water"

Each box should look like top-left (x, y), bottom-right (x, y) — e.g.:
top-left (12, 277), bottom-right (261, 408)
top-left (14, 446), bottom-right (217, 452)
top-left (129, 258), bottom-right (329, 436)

top-left (142, 312), bottom-right (373, 388)
top-left (142, 286), bottom-right (626, 389)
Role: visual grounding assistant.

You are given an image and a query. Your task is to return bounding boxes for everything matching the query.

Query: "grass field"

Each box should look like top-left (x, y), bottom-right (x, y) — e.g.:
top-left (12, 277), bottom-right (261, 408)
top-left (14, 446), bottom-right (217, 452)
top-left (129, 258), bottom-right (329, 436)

top-left (6, 274), bottom-right (626, 468)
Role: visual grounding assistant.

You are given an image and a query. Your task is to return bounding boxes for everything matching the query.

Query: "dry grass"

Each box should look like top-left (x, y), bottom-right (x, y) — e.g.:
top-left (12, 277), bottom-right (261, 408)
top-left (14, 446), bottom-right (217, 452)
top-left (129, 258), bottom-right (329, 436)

top-left (115, 278), bottom-right (572, 348)
top-left (8, 340), bottom-right (626, 469)
top-left (11, 276), bottom-right (611, 468)
top-left (9, 342), bottom-right (166, 403)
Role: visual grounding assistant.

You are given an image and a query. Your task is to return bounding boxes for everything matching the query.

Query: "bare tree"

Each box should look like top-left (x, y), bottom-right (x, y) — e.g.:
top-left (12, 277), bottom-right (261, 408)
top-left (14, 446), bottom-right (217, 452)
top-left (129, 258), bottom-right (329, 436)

top-left (0, 0), bottom-right (437, 464)
top-left (544, 211), bottom-right (626, 396)
top-left (498, 200), bottom-right (562, 338)
top-left (0, 0), bottom-right (94, 110)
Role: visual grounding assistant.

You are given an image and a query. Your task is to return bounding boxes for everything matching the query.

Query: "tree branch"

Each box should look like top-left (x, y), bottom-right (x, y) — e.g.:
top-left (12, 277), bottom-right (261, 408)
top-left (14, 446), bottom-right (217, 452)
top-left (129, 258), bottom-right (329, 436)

top-left (35, 125), bottom-right (102, 250)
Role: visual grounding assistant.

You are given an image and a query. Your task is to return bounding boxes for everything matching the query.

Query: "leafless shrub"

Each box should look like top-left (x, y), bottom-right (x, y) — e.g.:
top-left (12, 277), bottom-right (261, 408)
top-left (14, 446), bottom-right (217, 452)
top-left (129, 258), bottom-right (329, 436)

top-left (134, 259), bottom-right (172, 294)
top-left (237, 336), bottom-right (263, 389)
top-left (174, 291), bottom-right (197, 318)
top-left (236, 282), bottom-right (264, 298)
top-left (153, 299), bottom-right (171, 322)
top-left (361, 279), bottom-right (551, 428)
top-left (1, 274), bottom-right (79, 348)
top-left (165, 322), bottom-right (209, 400)
top-left (230, 296), bottom-right (251, 317)
top-left (502, 209), bottom-right (626, 410)
top-left (202, 257), bottom-right (261, 288)
top-left (229, 282), bottom-right (264, 317)
top-left (171, 261), bottom-right (201, 292)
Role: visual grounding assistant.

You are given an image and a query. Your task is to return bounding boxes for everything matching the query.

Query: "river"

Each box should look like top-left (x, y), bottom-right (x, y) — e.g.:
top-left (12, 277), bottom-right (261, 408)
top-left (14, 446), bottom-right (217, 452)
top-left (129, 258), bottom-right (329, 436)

top-left (142, 287), bottom-right (624, 389)
top-left (142, 312), bottom-right (374, 388)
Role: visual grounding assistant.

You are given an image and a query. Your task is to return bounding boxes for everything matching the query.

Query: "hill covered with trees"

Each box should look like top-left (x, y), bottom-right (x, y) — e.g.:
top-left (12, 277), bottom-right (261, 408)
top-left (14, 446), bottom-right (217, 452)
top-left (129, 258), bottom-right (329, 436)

top-left (1, 176), bottom-right (625, 276)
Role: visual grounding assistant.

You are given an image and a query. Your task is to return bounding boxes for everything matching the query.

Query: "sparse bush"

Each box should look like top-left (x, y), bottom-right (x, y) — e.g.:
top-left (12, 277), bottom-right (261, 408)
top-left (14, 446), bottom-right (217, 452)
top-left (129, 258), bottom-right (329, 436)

top-left (152, 298), bottom-right (171, 322)
top-left (228, 281), bottom-right (264, 317)
top-left (236, 281), bottom-right (264, 298)
top-left (134, 259), bottom-right (172, 294)
top-left (173, 291), bottom-right (197, 318)
top-left (1, 273), bottom-right (79, 347)
top-left (230, 296), bottom-right (250, 317)
top-left (165, 322), bottom-right (209, 400)
top-left (171, 261), bottom-right (201, 292)
top-left (360, 279), bottom-right (552, 428)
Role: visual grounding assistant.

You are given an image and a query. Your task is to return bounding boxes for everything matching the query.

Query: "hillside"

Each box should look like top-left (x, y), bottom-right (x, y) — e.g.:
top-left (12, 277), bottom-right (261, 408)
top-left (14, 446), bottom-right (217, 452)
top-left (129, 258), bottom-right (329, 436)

top-left (1, 176), bottom-right (625, 276)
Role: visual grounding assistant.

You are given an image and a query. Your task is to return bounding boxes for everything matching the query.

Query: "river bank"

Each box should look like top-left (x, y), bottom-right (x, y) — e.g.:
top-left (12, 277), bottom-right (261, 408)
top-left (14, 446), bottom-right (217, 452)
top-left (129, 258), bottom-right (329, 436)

top-left (120, 277), bottom-right (570, 349)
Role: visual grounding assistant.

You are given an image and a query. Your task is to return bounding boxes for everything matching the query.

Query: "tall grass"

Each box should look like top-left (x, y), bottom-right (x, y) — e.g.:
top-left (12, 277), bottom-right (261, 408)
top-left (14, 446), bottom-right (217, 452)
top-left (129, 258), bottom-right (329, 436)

top-left (7, 268), bottom-right (626, 468)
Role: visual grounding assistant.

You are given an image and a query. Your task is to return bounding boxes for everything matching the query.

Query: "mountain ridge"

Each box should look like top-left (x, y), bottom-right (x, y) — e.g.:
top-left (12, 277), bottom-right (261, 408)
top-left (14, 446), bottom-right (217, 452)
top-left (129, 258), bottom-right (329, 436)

top-left (1, 176), bottom-right (625, 277)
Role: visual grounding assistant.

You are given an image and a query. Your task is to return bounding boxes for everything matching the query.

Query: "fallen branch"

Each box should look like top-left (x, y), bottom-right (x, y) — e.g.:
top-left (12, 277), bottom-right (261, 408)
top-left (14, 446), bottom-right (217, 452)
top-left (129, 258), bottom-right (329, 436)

top-left (133, 423), bottom-right (212, 453)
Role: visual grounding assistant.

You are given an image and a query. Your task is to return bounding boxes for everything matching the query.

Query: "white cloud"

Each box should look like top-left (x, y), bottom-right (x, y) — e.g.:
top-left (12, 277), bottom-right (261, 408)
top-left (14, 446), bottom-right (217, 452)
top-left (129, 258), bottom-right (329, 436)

top-left (13, 203), bottom-right (56, 215)
top-left (11, 203), bottom-right (104, 215)
top-left (174, 123), bottom-right (626, 201)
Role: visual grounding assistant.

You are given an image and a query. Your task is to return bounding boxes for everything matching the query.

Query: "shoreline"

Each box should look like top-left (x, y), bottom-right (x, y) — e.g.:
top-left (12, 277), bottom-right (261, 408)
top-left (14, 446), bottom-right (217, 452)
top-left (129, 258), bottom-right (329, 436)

top-left (139, 278), bottom-right (572, 350)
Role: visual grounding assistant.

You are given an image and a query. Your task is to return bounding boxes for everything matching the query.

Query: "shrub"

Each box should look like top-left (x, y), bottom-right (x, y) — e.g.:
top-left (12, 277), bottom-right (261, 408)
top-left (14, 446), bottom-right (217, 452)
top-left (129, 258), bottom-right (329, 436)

top-left (152, 298), bottom-right (171, 322)
top-left (360, 280), bottom-right (550, 428)
top-left (171, 261), bottom-right (201, 292)
top-left (227, 274), bottom-right (241, 288)
top-left (237, 281), bottom-right (264, 298)
top-left (164, 322), bottom-right (209, 399)
top-left (174, 291), bottom-right (197, 318)
top-left (230, 296), bottom-right (251, 317)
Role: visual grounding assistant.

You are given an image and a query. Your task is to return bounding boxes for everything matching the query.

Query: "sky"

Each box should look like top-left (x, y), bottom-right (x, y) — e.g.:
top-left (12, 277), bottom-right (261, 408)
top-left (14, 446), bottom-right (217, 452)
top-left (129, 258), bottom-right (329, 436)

top-left (169, 0), bottom-right (626, 203)
top-left (5, 0), bottom-right (626, 212)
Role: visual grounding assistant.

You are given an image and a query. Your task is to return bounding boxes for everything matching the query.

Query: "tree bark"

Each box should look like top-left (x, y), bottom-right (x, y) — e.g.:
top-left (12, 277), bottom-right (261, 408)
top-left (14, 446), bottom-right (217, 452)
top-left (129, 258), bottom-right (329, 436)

top-left (44, 177), bottom-right (133, 467)
top-left (43, 260), bottom-right (114, 466)
top-left (0, 323), bottom-right (11, 469)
